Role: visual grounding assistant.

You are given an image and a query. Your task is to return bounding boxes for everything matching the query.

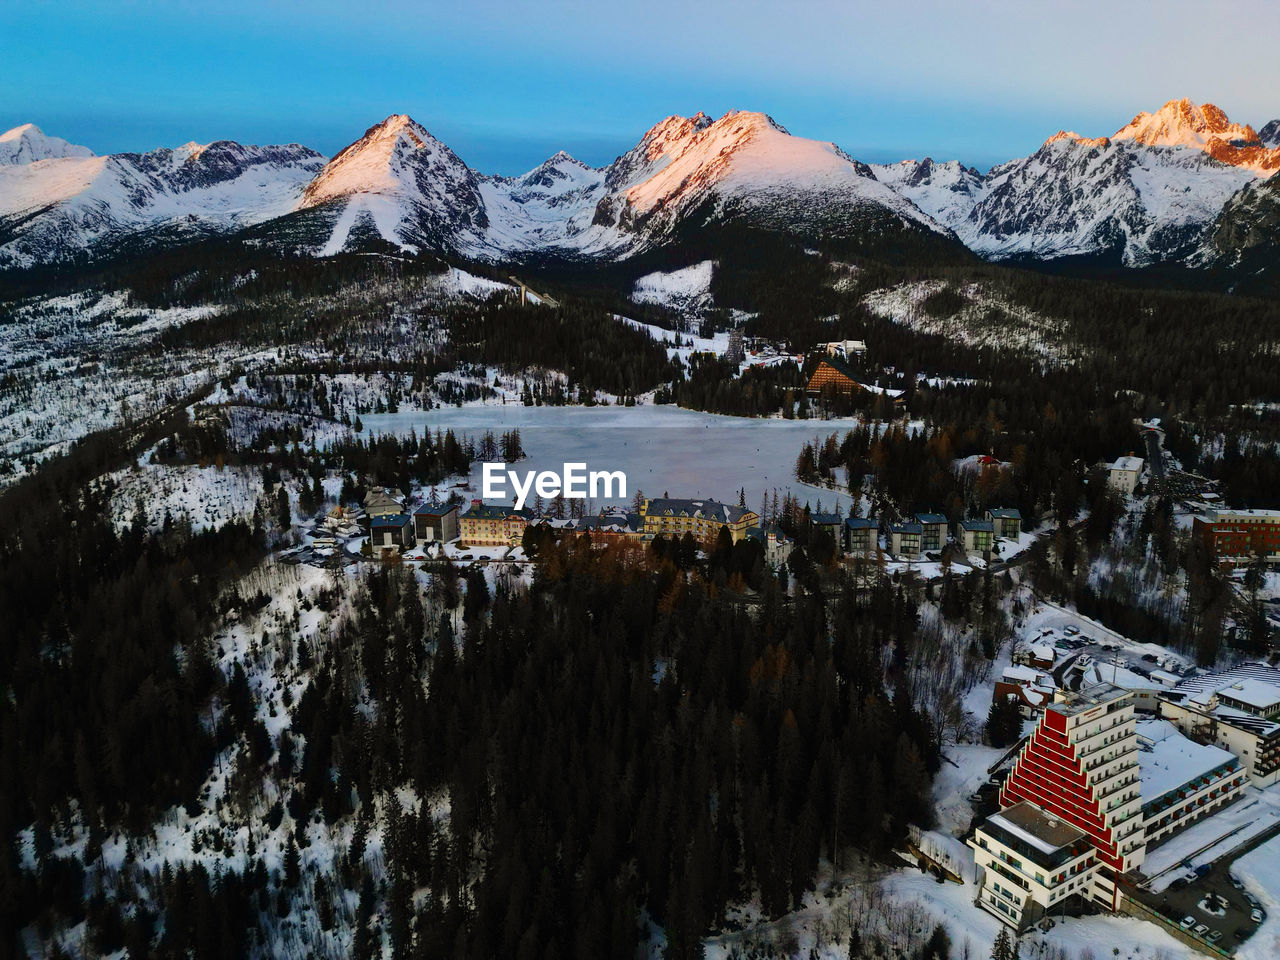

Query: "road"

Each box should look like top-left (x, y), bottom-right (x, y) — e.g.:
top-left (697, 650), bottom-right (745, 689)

top-left (1144, 427), bottom-right (1167, 481)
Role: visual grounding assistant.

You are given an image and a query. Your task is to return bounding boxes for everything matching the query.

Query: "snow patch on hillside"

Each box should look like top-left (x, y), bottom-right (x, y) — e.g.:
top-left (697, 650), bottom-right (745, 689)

top-left (862, 280), bottom-right (1074, 358)
top-left (106, 462), bottom-right (265, 532)
top-left (631, 260), bottom-right (715, 312)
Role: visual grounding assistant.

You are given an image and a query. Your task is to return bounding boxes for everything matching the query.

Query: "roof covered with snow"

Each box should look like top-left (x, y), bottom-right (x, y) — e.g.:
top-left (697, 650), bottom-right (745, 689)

top-left (1137, 718), bottom-right (1239, 809)
top-left (1174, 662), bottom-right (1280, 714)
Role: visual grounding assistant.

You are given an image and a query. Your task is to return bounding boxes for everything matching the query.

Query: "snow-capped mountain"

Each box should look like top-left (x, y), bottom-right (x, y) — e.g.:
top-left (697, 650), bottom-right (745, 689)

top-left (299, 109), bottom-right (952, 260)
top-left (1197, 172), bottom-right (1280, 289)
top-left (582, 110), bottom-right (948, 251)
top-left (0, 123), bottom-right (94, 165)
top-left (1111, 99), bottom-right (1279, 173)
top-left (297, 114), bottom-right (488, 256)
top-left (0, 128), bottom-right (325, 267)
top-left (2, 100), bottom-right (1278, 276)
top-left (966, 131), bottom-right (1255, 265)
top-left (477, 151), bottom-right (607, 252)
top-left (876, 99), bottom-right (1280, 267)
top-left (868, 158), bottom-right (986, 233)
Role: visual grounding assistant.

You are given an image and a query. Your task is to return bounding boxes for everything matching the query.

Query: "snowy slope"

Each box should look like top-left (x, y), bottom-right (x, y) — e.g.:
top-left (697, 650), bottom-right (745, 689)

top-left (583, 110), bottom-right (949, 251)
top-left (0, 135), bottom-right (326, 267)
top-left (1197, 172), bottom-right (1280, 280)
top-left (0, 123), bottom-right (94, 165)
top-left (631, 259), bottom-right (715, 311)
top-left (877, 100), bottom-right (1274, 267)
top-left (298, 115), bottom-right (487, 257)
top-left (477, 151), bottom-right (607, 252)
top-left (870, 158), bottom-right (987, 232)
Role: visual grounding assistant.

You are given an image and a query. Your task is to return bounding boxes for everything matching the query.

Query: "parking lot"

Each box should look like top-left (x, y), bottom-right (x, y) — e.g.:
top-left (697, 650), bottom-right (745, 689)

top-left (1024, 620), bottom-right (1194, 692)
top-left (1131, 834), bottom-right (1274, 954)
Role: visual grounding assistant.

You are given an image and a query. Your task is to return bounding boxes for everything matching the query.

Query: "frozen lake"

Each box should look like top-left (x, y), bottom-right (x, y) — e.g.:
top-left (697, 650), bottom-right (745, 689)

top-left (359, 402), bottom-right (866, 513)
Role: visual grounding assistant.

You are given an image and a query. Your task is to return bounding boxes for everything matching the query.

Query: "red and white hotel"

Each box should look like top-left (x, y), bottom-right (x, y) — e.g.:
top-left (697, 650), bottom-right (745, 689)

top-left (971, 682), bottom-right (1246, 931)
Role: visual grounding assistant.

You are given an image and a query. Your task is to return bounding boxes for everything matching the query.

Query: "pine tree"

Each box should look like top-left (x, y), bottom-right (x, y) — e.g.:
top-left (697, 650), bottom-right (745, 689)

top-left (991, 926), bottom-right (1011, 960)
top-left (276, 484), bottom-right (291, 531)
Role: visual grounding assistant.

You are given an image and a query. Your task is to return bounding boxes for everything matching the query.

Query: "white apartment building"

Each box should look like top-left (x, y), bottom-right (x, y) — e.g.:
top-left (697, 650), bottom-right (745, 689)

top-left (1136, 718), bottom-right (1246, 846)
top-left (997, 685), bottom-right (1147, 911)
top-left (1159, 664), bottom-right (1280, 786)
top-left (1107, 456), bottom-right (1144, 495)
top-left (969, 801), bottom-right (1098, 932)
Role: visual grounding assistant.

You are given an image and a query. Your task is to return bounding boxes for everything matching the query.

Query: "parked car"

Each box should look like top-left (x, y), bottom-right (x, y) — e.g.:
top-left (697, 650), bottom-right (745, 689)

top-left (1064, 625), bottom-right (1080, 636)
top-left (1251, 908), bottom-right (1264, 923)
top-left (968, 793), bottom-right (985, 803)
top-left (1229, 873), bottom-right (1244, 890)
top-left (1141, 653), bottom-right (1158, 662)
top-left (1245, 892), bottom-right (1261, 909)
top-left (1195, 864), bottom-right (1212, 877)
top-left (1193, 923), bottom-right (1210, 937)
top-left (1078, 655), bottom-right (1094, 667)
top-left (1206, 930), bottom-right (1223, 944)
top-left (1180, 916), bottom-right (1196, 929)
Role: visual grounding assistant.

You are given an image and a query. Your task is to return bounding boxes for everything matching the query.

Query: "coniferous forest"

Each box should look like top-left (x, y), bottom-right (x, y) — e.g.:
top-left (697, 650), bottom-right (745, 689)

top-left (0, 409), bottom-right (940, 957)
top-left (1, 189), bottom-right (1279, 960)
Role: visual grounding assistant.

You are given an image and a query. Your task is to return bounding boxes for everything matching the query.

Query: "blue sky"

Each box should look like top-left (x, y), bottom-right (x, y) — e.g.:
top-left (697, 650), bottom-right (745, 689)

top-left (3, 0), bottom-right (1277, 174)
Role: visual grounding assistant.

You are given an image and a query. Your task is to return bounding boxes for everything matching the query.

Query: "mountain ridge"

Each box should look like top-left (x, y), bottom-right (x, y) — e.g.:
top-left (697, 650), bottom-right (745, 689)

top-left (2, 99), bottom-right (1278, 285)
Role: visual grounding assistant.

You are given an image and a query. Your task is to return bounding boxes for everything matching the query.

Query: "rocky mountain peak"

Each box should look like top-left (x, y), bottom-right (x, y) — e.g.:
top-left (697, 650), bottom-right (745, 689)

top-left (0, 123), bottom-right (95, 164)
top-left (1113, 98), bottom-right (1258, 148)
top-left (1043, 130), bottom-right (1111, 149)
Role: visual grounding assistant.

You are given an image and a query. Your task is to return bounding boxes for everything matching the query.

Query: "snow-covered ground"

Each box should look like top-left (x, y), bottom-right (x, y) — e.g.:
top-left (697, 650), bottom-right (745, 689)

top-left (106, 462), bottom-right (265, 532)
top-left (863, 280), bottom-right (1076, 360)
top-left (631, 260), bottom-right (715, 313)
top-left (933, 742), bottom-right (1006, 836)
top-left (881, 865), bottom-right (1195, 960)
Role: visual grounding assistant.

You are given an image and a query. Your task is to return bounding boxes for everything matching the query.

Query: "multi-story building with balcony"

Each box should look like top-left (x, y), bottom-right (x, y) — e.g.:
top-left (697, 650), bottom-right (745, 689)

top-left (889, 520), bottom-right (922, 558)
top-left (639, 497), bottom-right (758, 544)
top-left (460, 502), bottom-right (532, 547)
top-left (997, 684), bottom-right (1147, 912)
top-left (1136, 718), bottom-right (1245, 846)
top-left (916, 513), bottom-right (948, 552)
top-left (969, 801), bottom-right (1098, 932)
top-left (958, 518), bottom-right (995, 555)
top-left (1160, 663), bottom-right (1280, 786)
top-left (975, 684), bottom-right (1253, 931)
top-left (843, 516), bottom-right (878, 556)
top-left (986, 507), bottom-right (1023, 540)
